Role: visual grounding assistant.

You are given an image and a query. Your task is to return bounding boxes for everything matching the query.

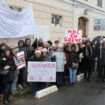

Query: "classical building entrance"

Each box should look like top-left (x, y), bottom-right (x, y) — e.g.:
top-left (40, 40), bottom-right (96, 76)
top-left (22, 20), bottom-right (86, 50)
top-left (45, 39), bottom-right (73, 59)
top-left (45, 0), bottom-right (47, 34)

top-left (78, 17), bottom-right (88, 38)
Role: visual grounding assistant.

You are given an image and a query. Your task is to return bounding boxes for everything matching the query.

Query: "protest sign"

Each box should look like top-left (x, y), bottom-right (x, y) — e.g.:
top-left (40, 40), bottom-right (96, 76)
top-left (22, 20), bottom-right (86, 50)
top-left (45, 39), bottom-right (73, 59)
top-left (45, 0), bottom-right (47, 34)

top-left (16, 51), bottom-right (26, 69)
top-left (64, 29), bottom-right (82, 43)
top-left (27, 62), bottom-right (56, 82)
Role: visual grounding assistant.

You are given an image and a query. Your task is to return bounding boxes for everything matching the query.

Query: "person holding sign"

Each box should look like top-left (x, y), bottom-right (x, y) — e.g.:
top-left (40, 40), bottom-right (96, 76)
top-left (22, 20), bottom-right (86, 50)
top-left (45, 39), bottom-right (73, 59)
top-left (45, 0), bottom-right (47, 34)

top-left (68, 44), bottom-right (79, 87)
top-left (17, 40), bottom-right (27, 90)
top-left (29, 49), bottom-right (44, 94)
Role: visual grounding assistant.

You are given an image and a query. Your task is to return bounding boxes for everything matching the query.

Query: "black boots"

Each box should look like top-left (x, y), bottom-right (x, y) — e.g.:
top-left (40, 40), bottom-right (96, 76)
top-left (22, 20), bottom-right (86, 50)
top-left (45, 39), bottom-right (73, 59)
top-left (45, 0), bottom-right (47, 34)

top-left (3, 95), bottom-right (9, 105)
top-left (71, 83), bottom-right (74, 87)
top-left (3, 94), bottom-right (11, 105)
top-left (3, 100), bottom-right (9, 105)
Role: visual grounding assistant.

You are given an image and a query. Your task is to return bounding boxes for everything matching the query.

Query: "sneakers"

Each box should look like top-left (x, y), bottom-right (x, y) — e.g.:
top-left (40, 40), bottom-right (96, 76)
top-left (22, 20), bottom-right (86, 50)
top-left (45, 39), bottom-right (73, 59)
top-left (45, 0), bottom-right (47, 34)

top-left (18, 84), bottom-right (24, 90)
top-left (12, 90), bottom-right (18, 96)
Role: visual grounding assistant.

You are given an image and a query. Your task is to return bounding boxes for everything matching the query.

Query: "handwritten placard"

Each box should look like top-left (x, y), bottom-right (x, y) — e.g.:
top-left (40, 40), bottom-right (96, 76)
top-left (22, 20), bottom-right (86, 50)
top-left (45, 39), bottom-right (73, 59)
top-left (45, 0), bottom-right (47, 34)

top-left (64, 29), bottom-right (82, 43)
top-left (27, 62), bottom-right (56, 82)
top-left (14, 51), bottom-right (26, 69)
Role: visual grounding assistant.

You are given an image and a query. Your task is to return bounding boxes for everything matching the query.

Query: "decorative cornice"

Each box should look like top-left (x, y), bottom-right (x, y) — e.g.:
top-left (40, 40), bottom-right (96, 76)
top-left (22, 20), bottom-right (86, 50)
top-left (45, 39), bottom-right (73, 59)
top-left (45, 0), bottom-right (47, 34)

top-left (62, 0), bottom-right (105, 16)
top-left (24, 0), bottom-right (72, 12)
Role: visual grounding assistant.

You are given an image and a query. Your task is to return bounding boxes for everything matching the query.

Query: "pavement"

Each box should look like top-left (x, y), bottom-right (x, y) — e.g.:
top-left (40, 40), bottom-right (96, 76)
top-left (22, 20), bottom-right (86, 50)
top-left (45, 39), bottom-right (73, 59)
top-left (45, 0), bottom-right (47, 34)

top-left (1, 73), bottom-right (105, 105)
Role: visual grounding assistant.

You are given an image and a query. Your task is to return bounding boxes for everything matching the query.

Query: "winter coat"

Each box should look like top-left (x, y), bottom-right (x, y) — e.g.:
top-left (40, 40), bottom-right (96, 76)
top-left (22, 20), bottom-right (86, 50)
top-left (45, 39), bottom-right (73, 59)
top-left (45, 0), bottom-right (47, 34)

top-left (42, 54), bottom-right (51, 62)
top-left (0, 50), bottom-right (4, 59)
top-left (52, 51), bottom-right (66, 72)
top-left (30, 56), bottom-right (43, 62)
top-left (25, 45), bottom-right (35, 61)
top-left (95, 48), bottom-right (105, 66)
top-left (68, 51), bottom-right (79, 68)
top-left (82, 46), bottom-right (95, 68)
top-left (0, 57), bottom-right (17, 83)
top-left (18, 47), bottom-right (26, 52)
top-left (32, 39), bottom-right (43, 49)
top-left (64, 50), bottom-right (70, 70)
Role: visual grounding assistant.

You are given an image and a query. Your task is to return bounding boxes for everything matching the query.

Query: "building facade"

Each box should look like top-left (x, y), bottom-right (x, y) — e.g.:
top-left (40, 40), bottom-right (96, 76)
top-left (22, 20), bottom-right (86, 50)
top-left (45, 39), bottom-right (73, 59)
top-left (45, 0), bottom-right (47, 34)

top-left (70, 0), bottom-right (105, 39)
top-left (4, 0), bottom-right (105, 44)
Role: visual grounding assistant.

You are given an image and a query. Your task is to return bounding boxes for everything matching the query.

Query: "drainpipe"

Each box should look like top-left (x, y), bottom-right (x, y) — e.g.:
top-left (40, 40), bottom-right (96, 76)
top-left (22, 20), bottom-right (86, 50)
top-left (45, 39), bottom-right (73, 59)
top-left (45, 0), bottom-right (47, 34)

top-left (72, 0), bottom-right (76, 29)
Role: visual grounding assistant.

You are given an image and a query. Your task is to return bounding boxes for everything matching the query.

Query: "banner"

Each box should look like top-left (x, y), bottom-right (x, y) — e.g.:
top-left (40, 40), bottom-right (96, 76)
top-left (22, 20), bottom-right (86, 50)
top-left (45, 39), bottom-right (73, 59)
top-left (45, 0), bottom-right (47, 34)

top-left (27, 62), bottom-right (56, 82)
top-left (0, 0), bottom-right (36, 38)
top-left (64, 29), bottom-right (82, 43)
top-left (14, 51), bottom-right (26, 69)
top-left (35, 25), bottom-right (50, 41)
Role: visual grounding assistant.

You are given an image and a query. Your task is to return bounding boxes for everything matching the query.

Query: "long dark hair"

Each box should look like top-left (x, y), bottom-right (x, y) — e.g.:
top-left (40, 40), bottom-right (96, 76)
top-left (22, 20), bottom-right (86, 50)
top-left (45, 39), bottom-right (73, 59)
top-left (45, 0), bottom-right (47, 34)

top-left (0, 43), bottom-right (7, 50)
top-left (3, 49), bottom-right (14, 60)
top-left (71, 44), bottom-right (76, 51)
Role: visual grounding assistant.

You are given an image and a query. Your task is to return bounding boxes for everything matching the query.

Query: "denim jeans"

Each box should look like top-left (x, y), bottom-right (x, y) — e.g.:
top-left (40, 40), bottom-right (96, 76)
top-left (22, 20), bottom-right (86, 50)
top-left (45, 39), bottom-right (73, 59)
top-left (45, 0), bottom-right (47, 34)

top-left (69, 68), bottom-right (77, 83)
top-left (12, 74), bottom-right (18, 92)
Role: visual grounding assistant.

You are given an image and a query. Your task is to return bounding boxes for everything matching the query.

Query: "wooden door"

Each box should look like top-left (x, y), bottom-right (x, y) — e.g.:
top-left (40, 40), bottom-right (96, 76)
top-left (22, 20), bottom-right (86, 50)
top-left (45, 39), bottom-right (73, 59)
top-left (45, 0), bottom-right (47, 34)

top-left (78, 17), bottom-right (87, 38)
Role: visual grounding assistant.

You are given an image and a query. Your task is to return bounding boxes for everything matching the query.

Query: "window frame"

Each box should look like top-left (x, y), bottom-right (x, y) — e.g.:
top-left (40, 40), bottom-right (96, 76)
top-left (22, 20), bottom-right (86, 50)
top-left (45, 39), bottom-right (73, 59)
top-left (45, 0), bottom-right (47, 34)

top-left (97, 0), bottom-right (103, 8)
top-left (51, 14), bottom-right (62, 27)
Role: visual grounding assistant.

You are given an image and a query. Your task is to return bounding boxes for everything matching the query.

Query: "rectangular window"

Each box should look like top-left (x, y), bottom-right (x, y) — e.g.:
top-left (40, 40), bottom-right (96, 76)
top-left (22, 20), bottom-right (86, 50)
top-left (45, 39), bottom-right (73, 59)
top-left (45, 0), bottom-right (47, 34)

top-left (51, 14), bottom-right (62, 27)
top-left (97, 0), bottom-right (102, 7)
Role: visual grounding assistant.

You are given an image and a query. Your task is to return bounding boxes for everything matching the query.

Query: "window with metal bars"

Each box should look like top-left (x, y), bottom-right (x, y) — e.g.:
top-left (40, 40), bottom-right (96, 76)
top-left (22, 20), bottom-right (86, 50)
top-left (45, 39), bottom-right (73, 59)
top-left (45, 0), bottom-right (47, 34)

top-left (97, 0), bottom-right (102, 7)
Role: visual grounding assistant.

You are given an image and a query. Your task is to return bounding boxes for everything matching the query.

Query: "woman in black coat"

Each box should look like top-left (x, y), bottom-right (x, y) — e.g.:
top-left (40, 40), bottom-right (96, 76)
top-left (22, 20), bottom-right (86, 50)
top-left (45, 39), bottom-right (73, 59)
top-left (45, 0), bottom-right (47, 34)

top-left (0, 49), bottom-right (17, 105)
top-left (0, 44), bottom-right (9, 97)
top-left (82, 41), bottom-right (95, 81)
top-left (95, 41), bottom-right (105, 82)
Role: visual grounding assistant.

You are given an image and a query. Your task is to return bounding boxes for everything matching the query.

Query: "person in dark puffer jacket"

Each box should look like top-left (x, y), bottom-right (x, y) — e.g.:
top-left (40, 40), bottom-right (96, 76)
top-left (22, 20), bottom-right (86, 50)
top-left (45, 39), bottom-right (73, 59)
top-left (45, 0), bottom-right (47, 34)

top-left (25, 38), bottom-right (35, 62)
top-left (17, 40), bottom-right (27, 89)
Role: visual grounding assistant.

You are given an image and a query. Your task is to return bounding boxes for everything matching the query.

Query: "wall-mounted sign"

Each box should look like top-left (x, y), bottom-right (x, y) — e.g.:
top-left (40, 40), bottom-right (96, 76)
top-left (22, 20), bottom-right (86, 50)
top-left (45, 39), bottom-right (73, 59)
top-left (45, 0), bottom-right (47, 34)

top-left (94, 19), bottom-right (105, 31)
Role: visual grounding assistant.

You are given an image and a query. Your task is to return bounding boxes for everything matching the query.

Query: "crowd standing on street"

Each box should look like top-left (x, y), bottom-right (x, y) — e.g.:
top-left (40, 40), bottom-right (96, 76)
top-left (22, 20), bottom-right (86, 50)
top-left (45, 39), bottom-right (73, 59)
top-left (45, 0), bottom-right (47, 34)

top-left (0, 37), bottom-right (105, 105)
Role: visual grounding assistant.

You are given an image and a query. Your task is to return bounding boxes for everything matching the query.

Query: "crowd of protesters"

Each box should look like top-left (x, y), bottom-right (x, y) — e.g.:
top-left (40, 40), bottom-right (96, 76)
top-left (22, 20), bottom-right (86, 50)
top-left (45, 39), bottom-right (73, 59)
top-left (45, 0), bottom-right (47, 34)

top-left (0, 37), bottom-right (105, 105)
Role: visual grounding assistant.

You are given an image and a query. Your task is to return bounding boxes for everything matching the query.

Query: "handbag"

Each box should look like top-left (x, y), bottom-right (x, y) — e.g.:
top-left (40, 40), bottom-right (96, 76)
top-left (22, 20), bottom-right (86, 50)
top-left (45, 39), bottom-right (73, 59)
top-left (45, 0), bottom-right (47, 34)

top-left (0, 69), bottom-right (9, 75)
top-left (72, 63), bottom-right (79, 68)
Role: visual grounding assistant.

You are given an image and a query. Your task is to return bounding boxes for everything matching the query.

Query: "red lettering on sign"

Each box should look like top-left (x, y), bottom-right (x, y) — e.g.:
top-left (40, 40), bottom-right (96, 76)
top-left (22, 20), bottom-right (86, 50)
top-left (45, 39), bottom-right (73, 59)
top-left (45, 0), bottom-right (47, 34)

top-left (30, 76), bottom-right (34, 80)
top-left (68, 30), bottom-right (72, 34)
top-left (50, 76), bottom-right (52, 80)
top-left (18, 62), bottom-right (25, 66)
top-left (17, 54), bottom-right (25, 59)
top-left (39, 76), bottom-right (42, 80)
